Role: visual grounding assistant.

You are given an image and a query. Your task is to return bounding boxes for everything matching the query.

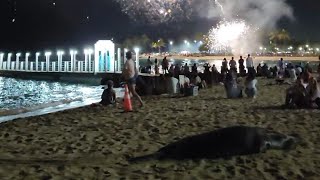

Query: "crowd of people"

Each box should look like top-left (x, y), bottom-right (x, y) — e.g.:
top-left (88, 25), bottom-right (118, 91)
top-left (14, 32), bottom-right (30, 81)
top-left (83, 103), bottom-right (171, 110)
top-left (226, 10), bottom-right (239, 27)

top-left (98, 53), bottom-right (320, 110)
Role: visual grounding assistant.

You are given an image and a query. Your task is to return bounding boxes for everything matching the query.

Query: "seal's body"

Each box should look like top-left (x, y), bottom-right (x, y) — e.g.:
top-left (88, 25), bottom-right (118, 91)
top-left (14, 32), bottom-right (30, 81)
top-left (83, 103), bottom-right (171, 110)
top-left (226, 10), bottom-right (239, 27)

top-left (130, 126), bottom-right (296, 161)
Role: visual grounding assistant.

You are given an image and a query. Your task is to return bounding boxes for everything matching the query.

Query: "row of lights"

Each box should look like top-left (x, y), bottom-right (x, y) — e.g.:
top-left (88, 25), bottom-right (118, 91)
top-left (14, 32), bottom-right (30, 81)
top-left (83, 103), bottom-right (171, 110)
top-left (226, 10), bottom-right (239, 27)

top-left (0, 49), bottom-right (94, 57)
top-left (259, 45), bottom-right (320, 52)
top-left (167, 40), bottom-right (203, 46)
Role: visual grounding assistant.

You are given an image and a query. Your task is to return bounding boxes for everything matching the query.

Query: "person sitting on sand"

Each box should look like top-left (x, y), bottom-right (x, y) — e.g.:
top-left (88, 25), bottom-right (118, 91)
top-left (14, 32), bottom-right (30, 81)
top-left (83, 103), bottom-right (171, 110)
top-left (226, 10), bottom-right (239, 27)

top-left (285, 71), bottom-right (319, 108)
top-left (224, 71), bottom-right (243, 99)
top-left (287, 63), bottom-right (297, 82)
top-left (245, 71), bottom-right (258, 98)
top-left (100, 80), bottom-right (116, 106)
top-left (166, 74), bottom-right (179, 94)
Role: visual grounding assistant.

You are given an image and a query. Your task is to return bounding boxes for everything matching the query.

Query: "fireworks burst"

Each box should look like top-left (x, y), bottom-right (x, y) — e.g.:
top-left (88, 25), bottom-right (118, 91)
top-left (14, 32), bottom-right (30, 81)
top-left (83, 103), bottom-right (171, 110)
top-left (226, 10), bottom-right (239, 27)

top-left (114, 0), bottom-right (193, 24)
top-left (207, 20), bottom-right (255, 53)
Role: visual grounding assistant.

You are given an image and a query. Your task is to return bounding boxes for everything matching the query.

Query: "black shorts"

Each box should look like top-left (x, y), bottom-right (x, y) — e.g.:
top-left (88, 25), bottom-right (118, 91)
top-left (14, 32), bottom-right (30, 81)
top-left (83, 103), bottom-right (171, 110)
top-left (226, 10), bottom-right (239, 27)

top-left (127, 75), bottom-right (137, 85)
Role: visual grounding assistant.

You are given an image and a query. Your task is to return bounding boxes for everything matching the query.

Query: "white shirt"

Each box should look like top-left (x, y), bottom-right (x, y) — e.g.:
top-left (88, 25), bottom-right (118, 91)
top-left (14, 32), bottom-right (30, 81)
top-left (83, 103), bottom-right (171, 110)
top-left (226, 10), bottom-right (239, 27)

top-left (246, 79), bottom-right (257, 89)
top-left (123, 59), bottom-right (136, 79)
top-left (168, 77), bottom-right (179, 94)
top-left (246, 57), bottom-right (254, 68)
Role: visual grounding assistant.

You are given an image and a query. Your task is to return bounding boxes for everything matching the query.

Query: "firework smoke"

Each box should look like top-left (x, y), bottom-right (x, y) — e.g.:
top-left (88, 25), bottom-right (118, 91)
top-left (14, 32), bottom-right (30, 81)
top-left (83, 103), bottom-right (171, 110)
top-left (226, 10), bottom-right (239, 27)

top-left (200, 0), bottom-right (294, 54)
top-left (113, 0), bottom-right (193, 24)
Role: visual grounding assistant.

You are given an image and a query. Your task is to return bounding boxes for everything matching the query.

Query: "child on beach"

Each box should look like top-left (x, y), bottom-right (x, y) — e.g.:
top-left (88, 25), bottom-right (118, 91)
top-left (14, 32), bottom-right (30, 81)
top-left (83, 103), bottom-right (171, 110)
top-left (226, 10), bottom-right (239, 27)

top-left (224, 71), bottom-right (243, 99)
top-left (245, 71), bottom-right (258, 98)
top-left (100, 80), bottom-right (116, 106)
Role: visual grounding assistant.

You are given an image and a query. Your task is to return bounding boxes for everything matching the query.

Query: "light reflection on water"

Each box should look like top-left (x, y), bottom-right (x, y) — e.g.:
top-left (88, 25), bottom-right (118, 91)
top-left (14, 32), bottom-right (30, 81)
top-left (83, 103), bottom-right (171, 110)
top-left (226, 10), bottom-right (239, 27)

top-left (0, 77), bottom-right (104, 110)
top-left (0, 77), bottom-right (128, 122)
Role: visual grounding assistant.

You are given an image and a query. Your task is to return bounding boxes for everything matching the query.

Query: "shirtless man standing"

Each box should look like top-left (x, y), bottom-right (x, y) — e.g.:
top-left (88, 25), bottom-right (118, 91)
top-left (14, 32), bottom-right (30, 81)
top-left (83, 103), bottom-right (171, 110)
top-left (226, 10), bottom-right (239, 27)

top-left (122, 51), bottom-right (144, 107)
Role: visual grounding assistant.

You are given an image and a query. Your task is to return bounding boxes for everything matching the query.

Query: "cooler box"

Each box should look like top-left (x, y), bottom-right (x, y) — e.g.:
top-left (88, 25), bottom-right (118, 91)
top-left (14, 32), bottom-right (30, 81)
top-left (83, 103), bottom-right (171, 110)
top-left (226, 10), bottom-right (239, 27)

top-left (185, 86), bottom-right (199, 96)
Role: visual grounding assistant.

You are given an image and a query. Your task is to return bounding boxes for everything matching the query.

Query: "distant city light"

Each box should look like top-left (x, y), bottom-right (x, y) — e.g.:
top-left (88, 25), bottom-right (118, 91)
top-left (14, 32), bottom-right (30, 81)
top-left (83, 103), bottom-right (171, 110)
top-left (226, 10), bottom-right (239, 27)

top-left (169, 41), bottom-right (173, 45)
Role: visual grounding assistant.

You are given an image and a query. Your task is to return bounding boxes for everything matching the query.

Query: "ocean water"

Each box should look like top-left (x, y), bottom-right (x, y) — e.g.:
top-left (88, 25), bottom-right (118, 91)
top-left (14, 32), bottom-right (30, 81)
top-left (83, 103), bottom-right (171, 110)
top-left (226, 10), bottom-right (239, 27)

top-left (0, 77), bottom-right (124, 123)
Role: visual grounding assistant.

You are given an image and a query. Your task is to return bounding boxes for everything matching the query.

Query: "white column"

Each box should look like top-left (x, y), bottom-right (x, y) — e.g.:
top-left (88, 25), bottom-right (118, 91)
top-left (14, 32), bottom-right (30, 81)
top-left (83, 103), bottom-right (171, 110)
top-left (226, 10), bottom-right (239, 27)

top-left (124, 48), bottom-right (128, 64)
top-left (134, 48), bottom-right (140, 71)
top-left (70, 50), bottom-right (77, 72)
top-left (45, 52), bottom-right (52, 72)
top-left (7, 53), bottom-right (12, 70)
top-left (78, 61), bottom-right (81, 72)
top-left (57, 51), bottom-right (64, 72)
top-left (15, 53), bottom-right (21, 70)
top-left (3, 62), bottom-right (7, 70)
top-left (0, 53), bottom-right (4, 70)
top-left (11, 62), bottom-right (15, 70)
top-left (64, 61), bottom-right (68, 72)
top-left (20, 62), bottom-right (24, 70)
top-left (117, 48), bottom-right (121, 72)
top-left (84, 49), bottom-right (88, 72)
top-left (80, 61), bottom-right (84, 72)
top-left (41, 62), bottom-right (45, 71)
top-left (30, 62), bottom-right (34, 71)
top-left (35, 52), bottom-right (40, 71)
top-left (88, 49), bottom-right (93, 72)
top-left (25, 53), bottom-right (30, 71)
top-left (52, 62), bottom-right (56, 72)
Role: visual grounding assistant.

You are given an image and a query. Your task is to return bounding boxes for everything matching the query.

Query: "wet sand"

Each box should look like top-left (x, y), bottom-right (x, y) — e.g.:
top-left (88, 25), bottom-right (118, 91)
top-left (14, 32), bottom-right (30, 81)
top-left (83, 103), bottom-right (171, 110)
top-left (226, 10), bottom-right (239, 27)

top-left (0, 78), bottom-right (320, 179)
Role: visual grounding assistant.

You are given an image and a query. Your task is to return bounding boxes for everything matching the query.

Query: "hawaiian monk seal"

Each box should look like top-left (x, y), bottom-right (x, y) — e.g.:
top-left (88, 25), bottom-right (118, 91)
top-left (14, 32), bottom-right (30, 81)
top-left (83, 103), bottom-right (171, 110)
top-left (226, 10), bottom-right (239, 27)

top-left (129, 126), bottom-right (298, 162)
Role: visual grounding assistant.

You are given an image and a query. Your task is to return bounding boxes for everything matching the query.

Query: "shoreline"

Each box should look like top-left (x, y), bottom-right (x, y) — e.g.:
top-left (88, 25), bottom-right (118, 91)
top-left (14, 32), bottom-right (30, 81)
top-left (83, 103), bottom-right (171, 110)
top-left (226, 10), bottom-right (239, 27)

top-left (141, 55), bottom-right (319, 62)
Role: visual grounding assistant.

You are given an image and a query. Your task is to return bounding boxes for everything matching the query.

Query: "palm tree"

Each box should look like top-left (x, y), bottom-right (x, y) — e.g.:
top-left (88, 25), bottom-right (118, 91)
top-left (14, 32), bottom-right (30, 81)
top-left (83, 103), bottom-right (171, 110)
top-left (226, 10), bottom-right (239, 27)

top-left (151, 38), bottom-right (166, 53)
top-left (269, 29), bottom-right (291, 46)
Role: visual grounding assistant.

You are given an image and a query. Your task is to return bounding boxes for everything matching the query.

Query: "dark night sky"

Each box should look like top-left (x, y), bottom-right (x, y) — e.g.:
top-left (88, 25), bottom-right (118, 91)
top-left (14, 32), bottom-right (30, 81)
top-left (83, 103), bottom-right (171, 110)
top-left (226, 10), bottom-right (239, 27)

top-left (0, 0), bottom-right (319, 51)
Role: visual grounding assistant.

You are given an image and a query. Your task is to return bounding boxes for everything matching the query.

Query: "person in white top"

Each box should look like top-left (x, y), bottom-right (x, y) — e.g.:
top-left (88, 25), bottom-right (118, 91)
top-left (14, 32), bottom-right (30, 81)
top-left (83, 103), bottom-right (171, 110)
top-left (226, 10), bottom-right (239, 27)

top-left (122, 51), bottom-right (144, 107)
top-left (166, 74), bottom-right (179, 94)
top-left (245, 71), bottom-right (258, 98)
top-left (246, 54), bottom-right (254, 74)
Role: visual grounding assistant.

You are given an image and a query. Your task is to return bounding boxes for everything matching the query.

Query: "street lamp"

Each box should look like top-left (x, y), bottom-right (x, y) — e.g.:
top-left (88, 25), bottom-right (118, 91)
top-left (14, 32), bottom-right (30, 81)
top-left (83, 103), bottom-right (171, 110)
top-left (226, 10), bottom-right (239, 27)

top-left (87, 49), bottom-right (93, 72)
top-left (45, 51), bottom-right (52, 72)
top-left (134, 47), bottom-right (140, 70)
top-left (57, 50), bottom-right (64, 72)
top-left (16, 53), bottom-right (21, 70)
top-left (35, 52), bottom-right (40, 71)
top-left (169, 41), bottom-right (173, 45)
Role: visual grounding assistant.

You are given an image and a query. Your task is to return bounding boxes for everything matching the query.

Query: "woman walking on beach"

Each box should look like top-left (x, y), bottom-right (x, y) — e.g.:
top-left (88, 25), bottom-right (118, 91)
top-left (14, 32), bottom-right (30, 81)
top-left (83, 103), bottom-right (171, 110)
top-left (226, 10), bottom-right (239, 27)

top-left (122, 51), bottom-right (144, 107)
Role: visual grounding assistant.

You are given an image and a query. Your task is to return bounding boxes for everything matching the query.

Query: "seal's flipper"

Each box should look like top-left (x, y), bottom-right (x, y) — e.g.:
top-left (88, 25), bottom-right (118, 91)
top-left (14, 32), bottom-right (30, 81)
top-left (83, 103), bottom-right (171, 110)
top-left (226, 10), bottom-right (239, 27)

top-left (128, 152), bottom-right (162, 163)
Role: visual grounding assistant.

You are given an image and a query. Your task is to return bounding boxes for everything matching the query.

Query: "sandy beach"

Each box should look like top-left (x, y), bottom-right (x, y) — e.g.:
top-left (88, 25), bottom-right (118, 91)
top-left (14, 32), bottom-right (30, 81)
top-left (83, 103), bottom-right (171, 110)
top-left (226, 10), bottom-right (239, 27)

top-left (0, 78), bottom-right (320, 179)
